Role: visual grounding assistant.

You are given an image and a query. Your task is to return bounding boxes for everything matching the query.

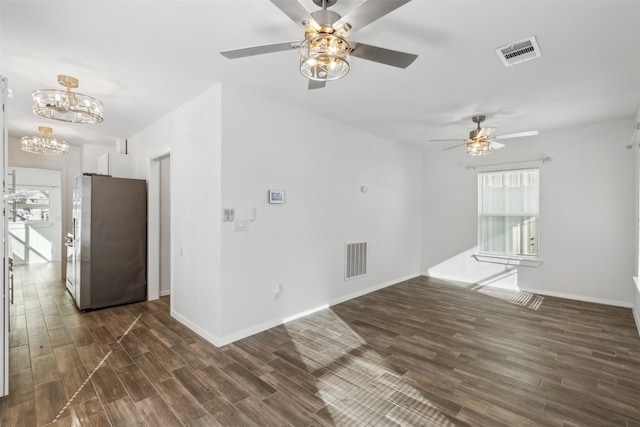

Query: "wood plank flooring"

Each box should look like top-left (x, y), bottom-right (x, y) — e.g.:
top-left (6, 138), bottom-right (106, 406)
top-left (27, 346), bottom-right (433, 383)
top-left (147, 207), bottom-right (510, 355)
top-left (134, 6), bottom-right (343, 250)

top-left (1, 263), bottom-right (639, 426)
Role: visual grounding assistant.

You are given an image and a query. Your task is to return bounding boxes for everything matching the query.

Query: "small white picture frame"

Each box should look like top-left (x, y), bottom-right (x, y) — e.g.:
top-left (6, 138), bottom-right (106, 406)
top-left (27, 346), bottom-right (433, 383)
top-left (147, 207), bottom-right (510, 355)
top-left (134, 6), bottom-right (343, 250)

top-left (268, 190), bottom-right (285, 204)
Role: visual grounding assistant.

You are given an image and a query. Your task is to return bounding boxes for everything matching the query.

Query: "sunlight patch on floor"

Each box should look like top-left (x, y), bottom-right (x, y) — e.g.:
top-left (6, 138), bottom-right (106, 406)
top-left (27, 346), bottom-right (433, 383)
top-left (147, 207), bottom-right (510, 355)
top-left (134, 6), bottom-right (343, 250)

top-left (477, 286), bottom-right (544, 310)
top-left (284, 308), bottom-right (457, 426)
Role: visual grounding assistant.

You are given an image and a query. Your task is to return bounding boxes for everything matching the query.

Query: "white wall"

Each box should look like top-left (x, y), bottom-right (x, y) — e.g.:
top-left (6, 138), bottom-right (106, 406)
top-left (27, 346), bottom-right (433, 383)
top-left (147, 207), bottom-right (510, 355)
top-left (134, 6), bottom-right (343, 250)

top-left (82, 143), bottom-right (114, 174)
top-left (422, 118), bottom-right (636, 307)
top-left (218, 84), bottom-right (422, 341)
top-left (129, 84), bottom-right (223, 340)
top-left (129, 83), bottom-right (421, 345)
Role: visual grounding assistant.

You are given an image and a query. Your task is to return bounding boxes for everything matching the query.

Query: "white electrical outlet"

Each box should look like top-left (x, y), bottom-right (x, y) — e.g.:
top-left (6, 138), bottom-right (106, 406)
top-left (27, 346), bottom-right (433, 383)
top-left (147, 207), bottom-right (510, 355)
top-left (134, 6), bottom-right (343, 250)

top-left (233, 219), bottom-right (249, 231)
top-left (273, 283), bottom-right (282, 300)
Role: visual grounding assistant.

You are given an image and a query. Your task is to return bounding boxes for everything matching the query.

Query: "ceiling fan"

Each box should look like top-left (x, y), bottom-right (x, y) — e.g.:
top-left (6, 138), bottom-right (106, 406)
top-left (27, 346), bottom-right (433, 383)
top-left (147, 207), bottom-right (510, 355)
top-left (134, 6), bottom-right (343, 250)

top-left (220, 0), bottom-right (418, 90)
top-left (430, 115), bottom-right (539, 156)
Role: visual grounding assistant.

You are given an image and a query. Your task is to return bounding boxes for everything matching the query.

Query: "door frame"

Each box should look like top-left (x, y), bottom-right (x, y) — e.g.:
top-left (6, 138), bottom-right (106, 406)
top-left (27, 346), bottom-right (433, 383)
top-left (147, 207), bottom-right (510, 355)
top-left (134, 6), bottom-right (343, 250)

top-left (147, 148), bottom-right (171, 302)
top-left (1, 76), bottom-right (9, 397)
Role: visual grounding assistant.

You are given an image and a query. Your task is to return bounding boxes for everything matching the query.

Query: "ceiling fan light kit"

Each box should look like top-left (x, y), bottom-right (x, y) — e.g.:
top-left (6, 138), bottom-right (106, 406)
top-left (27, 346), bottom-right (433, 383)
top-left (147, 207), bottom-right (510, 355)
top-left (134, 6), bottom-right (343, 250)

top-left (32, 74), bottom-right (104, 124)
top-left (465, 115), bottom-right (491, 155)
top-left (299, 7), bottom-right (352, 81)
top-left (299, 33), bottom-right (351, 81)
top-left (466, 141), bottom-right (491, 156)
top-left (21, 126), bottom-right (69, 156)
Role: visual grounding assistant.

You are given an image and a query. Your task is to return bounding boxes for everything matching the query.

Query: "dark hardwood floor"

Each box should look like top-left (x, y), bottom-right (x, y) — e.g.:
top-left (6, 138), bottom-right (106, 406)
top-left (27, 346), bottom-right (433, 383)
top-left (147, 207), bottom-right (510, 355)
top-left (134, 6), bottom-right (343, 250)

top-left (0, 263), bottom-right (639, 426)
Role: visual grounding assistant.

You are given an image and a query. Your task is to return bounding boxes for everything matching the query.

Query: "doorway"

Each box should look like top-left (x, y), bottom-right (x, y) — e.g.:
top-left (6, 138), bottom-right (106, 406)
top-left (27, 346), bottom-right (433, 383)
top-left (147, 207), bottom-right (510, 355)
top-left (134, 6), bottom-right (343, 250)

top-left (147, 150), bottom-right (171, 302)
top-left (7, 167), bottom-right (62, 265)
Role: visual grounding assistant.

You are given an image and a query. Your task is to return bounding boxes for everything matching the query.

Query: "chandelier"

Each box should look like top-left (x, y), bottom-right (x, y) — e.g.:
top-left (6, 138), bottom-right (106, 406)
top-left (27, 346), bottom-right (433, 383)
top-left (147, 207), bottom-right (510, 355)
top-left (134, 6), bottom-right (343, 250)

top-left (21, 126), bottom-right (69, 155)
top-left (300, 31), bottom-right (350, 81)
top-left (32, 75), bottom-right (103, 124)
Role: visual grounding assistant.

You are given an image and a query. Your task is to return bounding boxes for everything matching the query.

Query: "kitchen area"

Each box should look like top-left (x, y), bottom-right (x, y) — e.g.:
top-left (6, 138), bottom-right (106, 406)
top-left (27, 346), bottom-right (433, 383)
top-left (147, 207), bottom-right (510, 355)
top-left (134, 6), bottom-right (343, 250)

top-left (8, 149), bottom-right (148, 312)
top-left (1, 131), bottom-right (155, 406)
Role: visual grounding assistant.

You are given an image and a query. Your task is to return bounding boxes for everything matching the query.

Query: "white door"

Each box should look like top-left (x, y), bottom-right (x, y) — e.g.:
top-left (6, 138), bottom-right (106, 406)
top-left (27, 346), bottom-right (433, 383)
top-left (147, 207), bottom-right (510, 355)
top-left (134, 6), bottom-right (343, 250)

top-left (1, 76), bottom-right (9, 397)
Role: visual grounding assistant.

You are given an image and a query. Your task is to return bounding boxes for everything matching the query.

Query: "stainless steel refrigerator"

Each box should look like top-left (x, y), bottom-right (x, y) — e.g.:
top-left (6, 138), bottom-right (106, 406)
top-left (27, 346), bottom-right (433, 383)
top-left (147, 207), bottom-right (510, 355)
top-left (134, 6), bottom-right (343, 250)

top-left (66, 174), bottom-right (147, 311)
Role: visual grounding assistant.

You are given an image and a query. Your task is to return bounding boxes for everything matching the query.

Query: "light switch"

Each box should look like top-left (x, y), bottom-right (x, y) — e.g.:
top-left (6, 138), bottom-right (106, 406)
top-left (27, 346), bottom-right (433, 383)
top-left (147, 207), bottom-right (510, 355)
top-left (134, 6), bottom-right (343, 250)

top-left (248, 208), bottom-right (256, 221)
top-left (223, 208), bottom-right (235, 222)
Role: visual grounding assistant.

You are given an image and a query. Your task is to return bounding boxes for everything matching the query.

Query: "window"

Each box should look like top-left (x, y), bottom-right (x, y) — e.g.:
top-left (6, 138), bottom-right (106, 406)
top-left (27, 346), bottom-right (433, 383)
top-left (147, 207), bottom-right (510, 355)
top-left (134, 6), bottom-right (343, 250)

top-left (11, 189), bottom-right (51, 223)
top-left (478, 168), bottom-right (539, 258)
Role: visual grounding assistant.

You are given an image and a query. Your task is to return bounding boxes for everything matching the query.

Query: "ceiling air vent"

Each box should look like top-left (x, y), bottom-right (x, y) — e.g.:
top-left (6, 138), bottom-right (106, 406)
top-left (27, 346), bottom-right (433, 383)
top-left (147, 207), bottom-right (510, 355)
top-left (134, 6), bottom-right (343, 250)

top-left (496, 36), bottom-right (541, 67)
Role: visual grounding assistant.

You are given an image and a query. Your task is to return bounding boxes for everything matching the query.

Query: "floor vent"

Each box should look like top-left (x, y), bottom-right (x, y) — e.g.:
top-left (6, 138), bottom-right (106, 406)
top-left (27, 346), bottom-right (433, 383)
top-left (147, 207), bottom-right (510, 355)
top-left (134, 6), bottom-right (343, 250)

top-left (496, 36), bottom-right (541, 67)
top-left (345, 241), bottom-right (367, 280)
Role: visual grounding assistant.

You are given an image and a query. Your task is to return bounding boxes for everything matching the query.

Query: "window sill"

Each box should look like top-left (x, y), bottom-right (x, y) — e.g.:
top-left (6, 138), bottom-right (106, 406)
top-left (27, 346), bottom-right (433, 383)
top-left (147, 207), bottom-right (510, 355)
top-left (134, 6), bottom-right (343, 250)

top-left (472, 253), bottom-right (543, 267)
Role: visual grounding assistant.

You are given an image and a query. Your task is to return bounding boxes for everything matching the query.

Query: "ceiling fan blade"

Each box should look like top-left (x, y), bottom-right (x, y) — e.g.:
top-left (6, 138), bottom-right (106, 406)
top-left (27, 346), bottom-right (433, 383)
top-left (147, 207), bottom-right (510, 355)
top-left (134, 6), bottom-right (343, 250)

top-left (492, 130), bottom-right (539, 140)
top-left (490, 141), bottom-right (506, 149)
top-left (333, 0), bottom-right (412, 34)
top-left (350, 42), bottom-right (418, 68)
top-left (220, 41), bottom-right (298, 59)
top-left (308, 80), bottom-right (326, 90)
top-left (430, 138), bottom-right (466, 142)
top-left (478, 127), bottom-right (496, 137)
top-left (268, 0), bottom-right (320, 31)
top-left (442, 142), bottom-right (467, 151)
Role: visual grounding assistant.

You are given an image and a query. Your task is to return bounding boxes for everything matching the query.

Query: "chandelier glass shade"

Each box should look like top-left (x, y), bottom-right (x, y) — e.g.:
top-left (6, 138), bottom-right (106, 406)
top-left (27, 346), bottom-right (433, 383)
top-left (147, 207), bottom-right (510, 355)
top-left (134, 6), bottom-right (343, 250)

top-left (32, 75), bottom-right (103, 124)
top-left (21, 126), bottom-right (69, 155)
top-left (466, 138), bottom-right (491, 156)
top-left (300, 33), bottom-right (350, 81)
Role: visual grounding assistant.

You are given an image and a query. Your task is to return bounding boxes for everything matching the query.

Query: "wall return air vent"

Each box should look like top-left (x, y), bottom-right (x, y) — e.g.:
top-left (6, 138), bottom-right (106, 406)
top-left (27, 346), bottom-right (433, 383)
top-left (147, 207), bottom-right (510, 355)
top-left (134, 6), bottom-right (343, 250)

top-left (345, 241), bottom-right (367, 280)
top-left (496, 36), bottom-right (541, 67)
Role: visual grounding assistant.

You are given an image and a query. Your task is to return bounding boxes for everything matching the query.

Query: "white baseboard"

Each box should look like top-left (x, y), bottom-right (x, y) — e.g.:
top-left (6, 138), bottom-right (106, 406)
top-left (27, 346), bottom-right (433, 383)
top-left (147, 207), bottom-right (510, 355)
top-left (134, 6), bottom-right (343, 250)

top-left (330, 273), bottom-right (421, 306)
top-left (160, 289), bottom-right (171, 297)
top-left (170, 309), bottom-right (227, 347)
top-left (169, 273), bottom-right (421, 348)
top-left (422, 273), bottom-right (633, 308)
top-left (518, 287), bottom-right (632, 309)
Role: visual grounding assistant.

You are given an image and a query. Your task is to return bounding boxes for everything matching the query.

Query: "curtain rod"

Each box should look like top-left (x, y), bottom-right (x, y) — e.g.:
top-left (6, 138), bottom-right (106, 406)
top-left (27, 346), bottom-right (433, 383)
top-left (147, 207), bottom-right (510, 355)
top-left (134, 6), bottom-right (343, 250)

top-left (465, 157), bottom-right (551, 170)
